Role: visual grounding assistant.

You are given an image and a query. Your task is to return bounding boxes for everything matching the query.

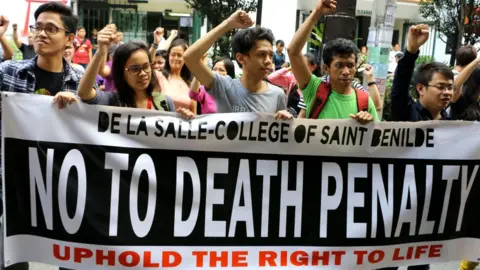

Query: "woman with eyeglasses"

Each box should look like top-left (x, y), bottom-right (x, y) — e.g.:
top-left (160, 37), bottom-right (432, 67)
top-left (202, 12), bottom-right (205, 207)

top-left (76, 25), bottom-right (194, 118)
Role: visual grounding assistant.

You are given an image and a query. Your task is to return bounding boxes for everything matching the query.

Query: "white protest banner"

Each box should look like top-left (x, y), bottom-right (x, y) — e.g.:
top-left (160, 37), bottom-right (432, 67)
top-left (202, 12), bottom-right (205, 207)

top-left (2, 93), bottom-right (480, 269)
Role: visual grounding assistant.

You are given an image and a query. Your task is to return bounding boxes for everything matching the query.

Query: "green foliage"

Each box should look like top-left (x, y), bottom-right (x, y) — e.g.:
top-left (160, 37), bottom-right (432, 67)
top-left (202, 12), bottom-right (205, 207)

top-left (419, 0), bottom-right (480, 63)
top-left (185, 0), bottom-right (258, 58)
top-left (382, 76), bottom-right (419, 121)
top-left (416, 55), bottom-right (434, 65)
top-left (308, 24), bottom-right (324, 48)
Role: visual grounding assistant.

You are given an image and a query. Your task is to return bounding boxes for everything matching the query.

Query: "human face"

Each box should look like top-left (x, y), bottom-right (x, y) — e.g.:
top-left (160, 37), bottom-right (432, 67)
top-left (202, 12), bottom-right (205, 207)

top-left (394, 44), bottom-right (400, 51)
top-left (237, 40), bottom-right (274, 79)
top-left (124, 50), bottom-right (152, 93)
top-left (33, 12), bottom-right (73, 57)
top-left (361, 46), bottom-right (367, 54)
top-left (116, 32), bottom-right (123, 42)
top-left (169, 45), bottom-right (185, 72)
top-left (304, 56), bottom-right (317, 73)
top-left (152, 55), bottom-right (166, 71)
top-left (324, 55), bottom-right (356, 87)
top-left (64, 45), bottom-right (75, 62)
top-left (77, 28), bottom-right (86, 38)
top-left (418, 72), bottom-right (454, 112)
top-left (213, 61), bottom-right (227, 76)
top-left (276, 44), bottom-right (284, 54)
top-left (92, 29), bottom-right (98, 36)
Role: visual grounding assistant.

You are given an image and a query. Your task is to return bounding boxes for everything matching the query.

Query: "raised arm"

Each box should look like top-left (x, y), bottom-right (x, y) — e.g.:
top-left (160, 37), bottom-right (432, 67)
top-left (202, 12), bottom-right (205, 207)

top-left (0, 16), bottom-right (13, 61)
top-left (183, 10), bottom-right (253, 89)
top-left (150, 27), bottom-right (164, 60)
top-left (78, 26), bottom-right (115, 100)
top-left (362, 64), bottom-right (382, 111)
top-left (12, 24), bottom-right (22, 49)
top-left (452, 56), bottom-right (480, 103)
top-left (287, 0), bottom-right (336, 89)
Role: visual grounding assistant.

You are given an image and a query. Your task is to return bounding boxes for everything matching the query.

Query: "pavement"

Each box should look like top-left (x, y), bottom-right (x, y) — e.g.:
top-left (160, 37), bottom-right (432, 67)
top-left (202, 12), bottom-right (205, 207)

top-left (28, 261), bottom-right (470, 269)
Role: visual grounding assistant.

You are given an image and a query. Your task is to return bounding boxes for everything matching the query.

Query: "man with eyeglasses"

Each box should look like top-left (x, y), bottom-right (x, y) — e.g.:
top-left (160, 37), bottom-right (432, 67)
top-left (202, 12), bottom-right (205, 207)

top-left (0, 3), bottom-right (80, 270)
top-left (383, 22), bottom-right (454, 270)
top-left (390, 24), bottom-right (454, 123)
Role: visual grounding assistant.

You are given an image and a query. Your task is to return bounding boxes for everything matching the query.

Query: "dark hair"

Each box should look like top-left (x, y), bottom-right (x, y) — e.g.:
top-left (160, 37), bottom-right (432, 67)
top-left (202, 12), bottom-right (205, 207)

top-left (454, 66), bottom-right (480, 120)
top-left (34, 2), bottom-right (78, 34)
top-left (155, 50), bottom-right (168, 59)
top-left (322, 38), bottom-right (359, 67)
top-left (304, 52), bottom-right (321, 77)
top-left (77, 26), bottom-right (85, 31)
top-left (232, 27), bottom-right (275, 68)
top-left (276, 40), bottom-right (285, 46)
top-left (413, 62), bottom-right (454, 86)
top-left (111, 40), bottom-right (161, 108)
top-left (213, 58), bottom-right (235, 79)
top-left (163, 38), bottom-right (192, 84)
top-left (456, 45), bottom-right (477, 67)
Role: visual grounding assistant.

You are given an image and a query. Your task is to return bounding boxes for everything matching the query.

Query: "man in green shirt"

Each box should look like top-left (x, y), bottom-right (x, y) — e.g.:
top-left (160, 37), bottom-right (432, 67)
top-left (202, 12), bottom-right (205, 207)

top-left (287, 0), bottom-right (378, 124)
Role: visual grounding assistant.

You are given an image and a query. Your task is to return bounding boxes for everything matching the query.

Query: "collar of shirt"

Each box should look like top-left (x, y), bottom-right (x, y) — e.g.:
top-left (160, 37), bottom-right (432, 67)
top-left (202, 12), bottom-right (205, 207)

top-left (17, 56), bottom-right (82, 85)
top-left (414, 102), bottom-right (450, 120)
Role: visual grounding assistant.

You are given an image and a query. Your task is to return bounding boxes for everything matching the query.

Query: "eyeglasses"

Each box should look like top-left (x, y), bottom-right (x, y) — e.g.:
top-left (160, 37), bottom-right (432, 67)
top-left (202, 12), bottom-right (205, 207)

top-left (427, 84), bottom-right (455, 92)
top-left (30, 24), bottom-right (70, 35)
top-left (125, 63), bottom-right (152, 76)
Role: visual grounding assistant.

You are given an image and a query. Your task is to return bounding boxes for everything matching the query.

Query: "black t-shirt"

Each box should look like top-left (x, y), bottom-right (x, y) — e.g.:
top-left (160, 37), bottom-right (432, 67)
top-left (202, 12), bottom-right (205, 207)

top-left (20, 44), bottom-right (36, 60)
top-left (33, 65), bottom-right (64, 96)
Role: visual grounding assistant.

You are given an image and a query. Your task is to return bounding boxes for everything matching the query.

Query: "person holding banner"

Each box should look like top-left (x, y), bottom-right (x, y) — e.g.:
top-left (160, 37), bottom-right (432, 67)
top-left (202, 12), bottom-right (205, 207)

top-left (183, 10), bottom-right (292, 120)
top-left (76, 25), bottom-right (194, 119)
top-left (384, 24), bottom-right (455, 270)
top-left (287, 0), bottom-right (378, 124)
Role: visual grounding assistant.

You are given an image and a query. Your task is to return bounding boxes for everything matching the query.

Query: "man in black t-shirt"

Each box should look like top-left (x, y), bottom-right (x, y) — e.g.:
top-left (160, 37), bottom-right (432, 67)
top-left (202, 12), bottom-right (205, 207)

top-left (12, 24), bottom-right (36, 60)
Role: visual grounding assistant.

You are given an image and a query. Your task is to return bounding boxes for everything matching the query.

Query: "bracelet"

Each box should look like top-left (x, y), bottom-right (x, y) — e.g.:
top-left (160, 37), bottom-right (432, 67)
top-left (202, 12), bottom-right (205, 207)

top-left (368, 81), bottom-right (376, 86)
top-left (151, 43), bottom-right (159, 48)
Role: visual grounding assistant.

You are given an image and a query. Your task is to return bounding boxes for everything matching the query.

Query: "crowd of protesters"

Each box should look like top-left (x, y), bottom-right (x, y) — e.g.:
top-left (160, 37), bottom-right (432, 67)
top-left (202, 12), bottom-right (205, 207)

top-left (0, 0), bottom-right (479, 270)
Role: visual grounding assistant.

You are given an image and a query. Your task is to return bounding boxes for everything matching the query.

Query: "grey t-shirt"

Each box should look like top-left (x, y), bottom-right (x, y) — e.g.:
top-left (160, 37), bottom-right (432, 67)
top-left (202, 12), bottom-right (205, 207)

top-left (82, 90), bottom-right (176, 112)
top-left (209, 73), bottom-right (287, 113)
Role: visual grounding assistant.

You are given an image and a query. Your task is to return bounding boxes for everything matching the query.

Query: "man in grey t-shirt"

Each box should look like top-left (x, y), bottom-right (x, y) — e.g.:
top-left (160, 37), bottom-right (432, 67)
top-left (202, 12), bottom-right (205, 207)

top-left (210, 73), bottom-right (286, 113)
top-left (184, 10), bottom-right (292, 120)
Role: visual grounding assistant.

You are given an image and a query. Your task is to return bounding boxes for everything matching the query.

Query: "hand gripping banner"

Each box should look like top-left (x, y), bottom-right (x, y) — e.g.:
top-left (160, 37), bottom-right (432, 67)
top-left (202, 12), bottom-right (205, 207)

top-left (2, 93), bottom-right (480, 269)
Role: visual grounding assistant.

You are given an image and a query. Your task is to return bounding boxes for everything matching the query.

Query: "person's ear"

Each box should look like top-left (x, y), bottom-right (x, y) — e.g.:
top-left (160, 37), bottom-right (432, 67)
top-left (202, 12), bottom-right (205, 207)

top-left (322, 63), bottom-right (329, 75)
top-left (236, 53), bottom-right (247, 67)
top-left (416, 83), bottom-right (426, 96)
top-left (66, 33), bottom-right (75, 44)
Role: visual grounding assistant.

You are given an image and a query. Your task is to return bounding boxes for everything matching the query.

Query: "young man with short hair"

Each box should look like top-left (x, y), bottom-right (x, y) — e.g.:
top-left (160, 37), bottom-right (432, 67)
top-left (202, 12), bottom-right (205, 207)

top-left (0, 3), bottom-right (81, 269)
top-left (390, 24), bottom-right (454, 123)
top-left (183, 10), bottom-right (291, 120)
top-left (287, 0), bottom-right (377, 124)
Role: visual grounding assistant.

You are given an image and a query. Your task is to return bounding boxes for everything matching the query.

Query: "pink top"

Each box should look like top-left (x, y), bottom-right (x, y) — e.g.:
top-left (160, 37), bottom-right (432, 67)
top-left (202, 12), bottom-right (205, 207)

top-left (156, 71), bottom-right (193, 110)
top-left (267, 68), bottom-right (297, 97)
top-left (189, 86), bottom-right (217, 114)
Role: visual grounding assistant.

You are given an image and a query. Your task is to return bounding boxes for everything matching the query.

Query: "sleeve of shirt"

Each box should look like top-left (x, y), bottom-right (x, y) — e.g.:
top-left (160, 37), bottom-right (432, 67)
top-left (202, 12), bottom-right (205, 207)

top-left (208, 73), bottom-right (232, 102)
top-left (298, 95), bottom-right (306, 109)
top-left (276, 91), bottom-right (287, 111)
top-left (300, 74), bottom-right (322, 111)
top-left (189, 85), bottom-right (206, 103)
top-left (267, 68), bottom-right (295, 89)
top-left (368, 97), bottom-right (380, 121)
top-left (390, 50), bottom-right (419, 121)
top-left (81, 90), bottom-right (116, 105)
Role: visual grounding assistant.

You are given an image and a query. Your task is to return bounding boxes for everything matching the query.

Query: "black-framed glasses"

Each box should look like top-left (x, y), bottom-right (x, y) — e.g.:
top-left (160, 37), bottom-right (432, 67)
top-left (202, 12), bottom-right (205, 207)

top-left (427, 84), bottom-right (455, 92)
top-left (125, 63), bottom-right (152, 76)
top-left (30, 24), bottom-right (70, 35)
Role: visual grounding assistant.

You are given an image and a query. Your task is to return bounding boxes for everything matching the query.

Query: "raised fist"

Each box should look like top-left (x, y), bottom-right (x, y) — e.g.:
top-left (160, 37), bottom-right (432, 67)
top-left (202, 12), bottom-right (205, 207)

top-left (226, 10), bottom-right (254, 30)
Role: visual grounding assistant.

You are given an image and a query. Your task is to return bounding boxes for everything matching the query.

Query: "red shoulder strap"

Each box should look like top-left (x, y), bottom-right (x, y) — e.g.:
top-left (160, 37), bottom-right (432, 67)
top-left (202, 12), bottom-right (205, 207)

top-left (355, 88), bottom-right (369, 112)
top-left (309, 81), bottom-right (331, 119)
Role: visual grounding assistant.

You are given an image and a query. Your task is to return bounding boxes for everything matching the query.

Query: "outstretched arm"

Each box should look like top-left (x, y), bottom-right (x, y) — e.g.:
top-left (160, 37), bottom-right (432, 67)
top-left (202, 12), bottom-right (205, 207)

top-left (288, 0), bottom-right (336, 89)
top-left (183, 10), bottom-right (254, 89)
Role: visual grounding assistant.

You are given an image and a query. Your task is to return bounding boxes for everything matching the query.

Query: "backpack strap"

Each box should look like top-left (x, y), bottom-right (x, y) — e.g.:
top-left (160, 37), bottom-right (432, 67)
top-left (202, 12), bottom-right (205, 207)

top-left (309, 80), bottom-right (331, 119)
top-left (151, 92), bottom-right (170, 112)
top-left (355, 88), bottom-right (369, 112)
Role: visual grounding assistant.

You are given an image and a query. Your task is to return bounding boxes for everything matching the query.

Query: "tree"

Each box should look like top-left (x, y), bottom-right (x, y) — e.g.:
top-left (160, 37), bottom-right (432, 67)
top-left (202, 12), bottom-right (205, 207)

top-left (420, 0), bottom-right (480, 65)
top-left (185, 0), bottom-right (258, 58)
